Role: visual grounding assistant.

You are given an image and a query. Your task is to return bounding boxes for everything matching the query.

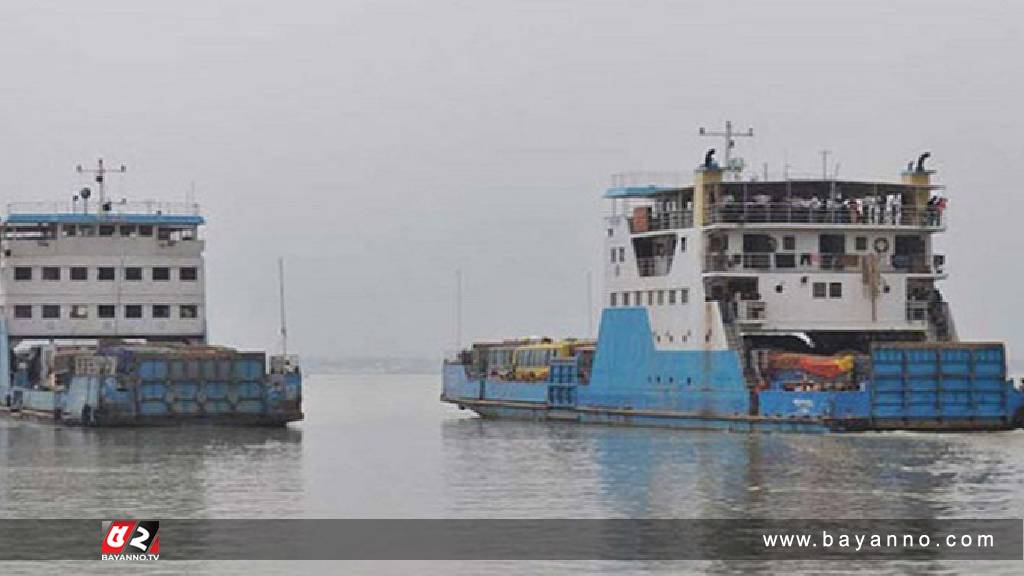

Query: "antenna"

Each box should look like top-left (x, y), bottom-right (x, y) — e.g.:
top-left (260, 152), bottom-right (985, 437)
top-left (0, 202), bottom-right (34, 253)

top-left (278, 257), bottom-right (288, 357)
top-left (820, 149), bottom-right (831, 180)
top-left (586, 270), bottom-right (593, 339)
top-left (76, 158), bottom-right (126, 213)
top-left (455, 269), bottom-right (463, 350)
top-left (698, 121), bottom-right (753, 179)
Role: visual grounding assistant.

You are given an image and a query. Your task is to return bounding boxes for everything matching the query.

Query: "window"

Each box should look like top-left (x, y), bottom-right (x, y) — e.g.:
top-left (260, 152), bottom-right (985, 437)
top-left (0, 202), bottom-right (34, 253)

top-left (179, 267), bottom-right (198, 281)
top-left (14, 267), bottom-right (31, 281)
top-left (139, 225), bottom-right (153, 237)
top-left (634, 291), bottom-right (642, 306)
top-left (622, 292), bottom-right (630, 306)
top-left (610, 249), bottom-right (616, 263)
top-left (98, 267), bottom-right (115, 281)
top-left (70, 305), bottom-right (89, 319)
top-left (668, 290), bottom-right (677, 305)
top-left (63, 225), bottom-right (77, 237)
top-left (125, 305), bottom-right (143, 318)
top-left (153, 304), bottom-right (171, 318)
top-left (607, 228), bottom-right (613, 237)
top-left (657, 290), bottom-right (665, 305)
top-left (618, 247), bottom-right (625, 261)
top-left (42, 267), bottom-right (60, 281)
top-left (813, 282), bottom-right (827, 298)
top-left (680, 288), bottom-right (689, 304)
top-left (775, 254), bottom-right (796, 269)
top-left (855, 236), bottom-right (868, 251)
top-left (80, 225), bottom-right (95, 236)
top-left (42, 305), bottom-right (60, 319)
top-left (152, 267), bottom-right (170, 281)
top-left (71, 267), bottom-right (88, 281)
top-left (125, 267), bottom-right (142, 281)
top-left (610, 293), bottom-right (618, 307)
top-left (157, 228), bottom-right (172, 240)
top-left (647, 291), bottom-right (654, 305)
top-left (99, 225), bottom-right (115, 236)
top-left (14, 305), bottom-right (32, 319)
top-left (679, 237), bottom-right (687, 252)
top-left (119, 225), bottom-right (135, 237)
top-left (98, 305), bottom-right (116, 318)
top-left (783, 235), bottom-right (796, 251)
top-left (829, 282), bottom-right (843, 298)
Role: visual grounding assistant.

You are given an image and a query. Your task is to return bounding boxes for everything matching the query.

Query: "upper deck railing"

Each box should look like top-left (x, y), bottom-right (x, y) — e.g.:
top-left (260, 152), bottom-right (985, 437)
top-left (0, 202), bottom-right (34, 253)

top-left (704, 202), bottom-right (944, 228)
top-left (705, 253), bottom-right (944, 275)
top-left (6, 200), bottom-right (201, 218)
top-left (629, 210), bottom-right (694, 233)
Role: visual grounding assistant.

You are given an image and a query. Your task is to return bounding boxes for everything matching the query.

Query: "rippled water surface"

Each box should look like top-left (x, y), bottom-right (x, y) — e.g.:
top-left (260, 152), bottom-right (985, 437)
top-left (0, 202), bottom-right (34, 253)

top-left (1, 374), bottom-right (1022, 575)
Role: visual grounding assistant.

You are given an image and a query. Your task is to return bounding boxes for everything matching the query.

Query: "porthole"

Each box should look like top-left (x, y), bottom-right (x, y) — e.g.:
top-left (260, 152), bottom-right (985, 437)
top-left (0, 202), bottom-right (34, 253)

top-left (874, 237), bottom-right (890, 253)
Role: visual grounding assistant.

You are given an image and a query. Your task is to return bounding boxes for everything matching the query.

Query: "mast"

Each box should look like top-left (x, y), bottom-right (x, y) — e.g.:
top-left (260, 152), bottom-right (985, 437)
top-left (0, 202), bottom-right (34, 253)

top-left (76, 158), bottom-right (126, 212)
top-left (699, 121), bottom-right (753, 179)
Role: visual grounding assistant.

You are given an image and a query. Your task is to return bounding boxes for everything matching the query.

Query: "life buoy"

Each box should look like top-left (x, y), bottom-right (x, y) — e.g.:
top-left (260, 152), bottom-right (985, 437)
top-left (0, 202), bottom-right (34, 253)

top-left (873, 237), bottom-right (889, 253)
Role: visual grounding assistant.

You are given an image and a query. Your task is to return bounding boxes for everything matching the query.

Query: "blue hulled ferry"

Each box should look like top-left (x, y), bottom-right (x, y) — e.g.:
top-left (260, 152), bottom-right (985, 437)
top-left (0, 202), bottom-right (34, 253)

top-left (0, 160), bottom-right (302, 426)
top-left (443, 125), bottom-right (1023, 432)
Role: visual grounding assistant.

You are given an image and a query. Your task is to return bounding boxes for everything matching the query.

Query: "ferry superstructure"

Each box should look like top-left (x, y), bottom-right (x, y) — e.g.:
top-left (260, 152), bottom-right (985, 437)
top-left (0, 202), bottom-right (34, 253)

top-left (0, 160), bottom-right (302, 426)
top-left (443, 126), bottom-right (1024, 432)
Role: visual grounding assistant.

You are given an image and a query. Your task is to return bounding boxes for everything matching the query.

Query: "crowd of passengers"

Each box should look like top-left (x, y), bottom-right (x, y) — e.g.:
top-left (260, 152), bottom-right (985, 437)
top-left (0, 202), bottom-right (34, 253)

top-left (709, 192), bottom-right (946, 226)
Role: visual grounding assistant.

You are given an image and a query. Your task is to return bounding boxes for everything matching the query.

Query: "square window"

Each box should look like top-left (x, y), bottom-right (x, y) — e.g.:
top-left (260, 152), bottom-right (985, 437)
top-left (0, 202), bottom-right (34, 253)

top-left (813, 282), bottom-right (827, 298)
top-left (855, 236), bottom-right (868, 251)
top-left (125, 305), bottom-right (143, 318)
top-left (99, 225), bottom-right (115, 236)
top-left (139, 225), bottom-right (153, 237)
top-left (70, 267), bottom-right (88, 281)
top-left (42, 267), bottom-right (60, 281)
top-left (70, 305), bottom-right (89, 319)
top-left (42, 305), bottom-right (60, 319)
top-left (98, 267), bottom-right (115, 281)
top-left (153, 304), bottom-right (170, 318)
top-left (98, 305), bottom-right (116, 318)
top-left (783, 235), bottom-right (796, 251)
top-left (829, 282), bottom-right (843, 298)
top-left (14, 305), bottom-right (32, 319)
top-left (152, 267), bottom-right (170, 281)
top-left (125, 267), bottom-right (143, 281)
top-left (14, 267), bottom-right (32, 281)
top-left (180, 267), bottom-right (198, 281)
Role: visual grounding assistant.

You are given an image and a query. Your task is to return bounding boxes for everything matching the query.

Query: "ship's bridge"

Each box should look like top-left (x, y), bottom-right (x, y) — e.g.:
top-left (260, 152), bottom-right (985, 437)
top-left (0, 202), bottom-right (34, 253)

top-left (0, 199), bottom-right (207, 344)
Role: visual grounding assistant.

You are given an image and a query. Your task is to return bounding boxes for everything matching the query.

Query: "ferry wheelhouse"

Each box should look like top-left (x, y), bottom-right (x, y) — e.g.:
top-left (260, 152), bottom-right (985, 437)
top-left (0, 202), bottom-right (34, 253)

top-left (443, 129), bottom-right (1023, 432)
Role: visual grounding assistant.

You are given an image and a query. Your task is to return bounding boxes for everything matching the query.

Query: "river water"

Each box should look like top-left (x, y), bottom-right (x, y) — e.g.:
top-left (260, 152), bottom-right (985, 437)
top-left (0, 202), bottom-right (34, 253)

top-left (1, 374), bottom-right (1022, 575)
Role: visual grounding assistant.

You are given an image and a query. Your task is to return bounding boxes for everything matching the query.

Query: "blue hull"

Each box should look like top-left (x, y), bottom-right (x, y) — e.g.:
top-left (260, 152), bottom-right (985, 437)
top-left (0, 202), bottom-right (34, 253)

top-left (443, 309), bottom-right (1024, 433)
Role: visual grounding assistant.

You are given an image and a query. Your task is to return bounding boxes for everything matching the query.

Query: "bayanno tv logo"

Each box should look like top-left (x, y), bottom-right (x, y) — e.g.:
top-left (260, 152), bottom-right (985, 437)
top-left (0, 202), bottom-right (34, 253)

top-left (101, 520), bottom-right (160, 561)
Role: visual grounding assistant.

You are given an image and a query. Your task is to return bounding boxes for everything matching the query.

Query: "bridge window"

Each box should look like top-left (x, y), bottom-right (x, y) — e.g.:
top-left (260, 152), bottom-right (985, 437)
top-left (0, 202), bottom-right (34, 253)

top-left (14, 267), bottom-right (31, 281)
top-left (125, 267), bottom-right (142, 281)
top-left (180, 267), bottom-right (198, 281)
top-left (71, 267), bottom-right (88, 281)
top-left (153, 305), bottom-right (170, 319)
top-left (70, 305), bottom-right (89, 319)
top-left (98, 305), bottom-right (116, 318)
top-left (14, 305), bottom-right (31, 319)
top-left (125, 305), bottom-right (143, 319)
top-left (42, 305), bottom-right (60, 319)
top-left (152, 267), bottom-right (170, 281)
top-left (98, 267), bottom-right (115, 281)
top-left (42, 267), bottom-right (60, 281)
top-left (813, 282), bottom-right (827, 298)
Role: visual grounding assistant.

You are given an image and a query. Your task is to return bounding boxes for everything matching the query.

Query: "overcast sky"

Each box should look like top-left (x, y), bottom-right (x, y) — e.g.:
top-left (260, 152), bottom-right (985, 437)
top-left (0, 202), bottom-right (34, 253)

top-left (1, 0), bottom-right (1022, 366)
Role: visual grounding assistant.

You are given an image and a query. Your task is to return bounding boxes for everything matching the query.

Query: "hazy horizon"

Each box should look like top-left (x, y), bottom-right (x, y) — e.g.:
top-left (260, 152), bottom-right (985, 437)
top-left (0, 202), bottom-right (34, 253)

top-left (1, 0), bottom-right (1022, 366)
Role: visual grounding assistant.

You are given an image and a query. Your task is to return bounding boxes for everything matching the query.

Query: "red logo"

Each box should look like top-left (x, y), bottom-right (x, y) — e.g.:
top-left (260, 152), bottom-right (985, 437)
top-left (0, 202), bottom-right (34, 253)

top-left (101, 521), bottom-right (160, 560)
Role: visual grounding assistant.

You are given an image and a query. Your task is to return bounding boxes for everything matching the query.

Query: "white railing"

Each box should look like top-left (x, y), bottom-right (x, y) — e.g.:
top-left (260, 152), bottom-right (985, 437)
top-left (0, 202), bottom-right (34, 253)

top-left (610, 171), bottom-right (689, 189)
top-left (705, 253), bottom-right (942, 274)
top-left (704, 202), bottom-right (944, 227)
top-left (7, 200), bottom-right (201, 217)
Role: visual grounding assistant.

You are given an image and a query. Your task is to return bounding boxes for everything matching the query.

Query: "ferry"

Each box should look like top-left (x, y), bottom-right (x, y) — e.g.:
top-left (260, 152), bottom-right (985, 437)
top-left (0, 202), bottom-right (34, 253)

top-left (0, 160), bottom-right (302, 426)
top-left (443, 124), bottom-right (1024, 432)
